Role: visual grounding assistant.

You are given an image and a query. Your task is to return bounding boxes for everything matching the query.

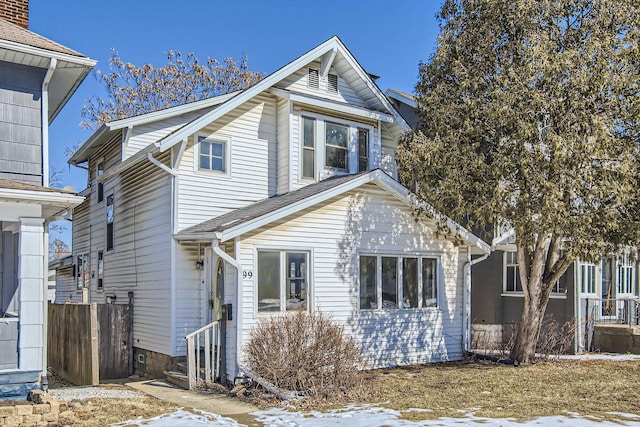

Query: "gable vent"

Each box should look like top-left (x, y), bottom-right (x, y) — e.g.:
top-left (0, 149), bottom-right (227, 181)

top-left (327, 74), bottom-right (339, 93)
top-left (308, 68), bottom-right (319, 89)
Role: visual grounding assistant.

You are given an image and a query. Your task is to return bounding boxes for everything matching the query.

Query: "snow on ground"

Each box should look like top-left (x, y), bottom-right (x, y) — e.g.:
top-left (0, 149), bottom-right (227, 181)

top-left (555, 352), bottom-right (640, 361)
top-left (112, 406), bottom-right (640, 426)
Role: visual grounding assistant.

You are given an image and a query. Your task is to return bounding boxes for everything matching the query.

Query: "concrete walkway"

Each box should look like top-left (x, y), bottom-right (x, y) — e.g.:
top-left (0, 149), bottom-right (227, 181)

top-left (126, 379), bottom-right (261, 426)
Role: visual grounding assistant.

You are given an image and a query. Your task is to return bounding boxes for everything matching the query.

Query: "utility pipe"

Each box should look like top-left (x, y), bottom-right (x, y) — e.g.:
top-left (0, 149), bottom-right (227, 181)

top-left (463, 248), bottom-right (490, 353)
top-left (212, 235), bottom-right (243, 380)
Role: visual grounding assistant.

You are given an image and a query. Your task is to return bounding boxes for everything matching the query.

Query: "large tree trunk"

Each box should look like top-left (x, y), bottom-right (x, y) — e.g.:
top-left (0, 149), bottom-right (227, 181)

top-left (509, 294), bottom-right (548, 364)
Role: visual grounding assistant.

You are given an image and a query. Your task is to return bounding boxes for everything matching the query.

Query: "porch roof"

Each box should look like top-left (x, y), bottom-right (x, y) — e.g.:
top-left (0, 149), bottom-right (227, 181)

top-left (174, 170), bottom-right (491, 255)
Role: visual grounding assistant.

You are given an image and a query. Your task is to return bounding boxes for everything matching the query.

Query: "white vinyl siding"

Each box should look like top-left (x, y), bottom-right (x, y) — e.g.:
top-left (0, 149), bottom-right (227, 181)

top-left (176, 94), bottom-right (277, 230)
top-left (73, 147), bottom-right (173, 355)
top-left (276, 97), bottom-right (291, 194)
top-left (124, 110), bottom-right (208, 160)
top-left (276, 61), bottom-right (367, 107)
top-left (236, 183), bottom-right (466, 374)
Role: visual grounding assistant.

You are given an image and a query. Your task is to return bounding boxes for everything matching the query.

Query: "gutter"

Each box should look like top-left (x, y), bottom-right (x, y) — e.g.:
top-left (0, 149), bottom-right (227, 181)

top-left (463, 248), bottom-right (490, 352)
top-left (212, 235), bottom-right (243, 379)
top-left (41, 58), bottom-right (57, 187)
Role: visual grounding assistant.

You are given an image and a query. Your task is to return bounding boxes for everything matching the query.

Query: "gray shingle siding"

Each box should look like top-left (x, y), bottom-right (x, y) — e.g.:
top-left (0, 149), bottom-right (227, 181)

top-left (0, 60), bottom-right (44, 184)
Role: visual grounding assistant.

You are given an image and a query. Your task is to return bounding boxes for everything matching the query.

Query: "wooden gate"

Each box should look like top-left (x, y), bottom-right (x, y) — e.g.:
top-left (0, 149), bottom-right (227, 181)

top-left (48, 302), bottom-right (132, 385)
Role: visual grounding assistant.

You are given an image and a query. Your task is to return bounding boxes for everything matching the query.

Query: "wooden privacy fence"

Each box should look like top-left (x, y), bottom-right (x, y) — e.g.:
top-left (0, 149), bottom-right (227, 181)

top-left (48, 302), bottom-right (132, 385)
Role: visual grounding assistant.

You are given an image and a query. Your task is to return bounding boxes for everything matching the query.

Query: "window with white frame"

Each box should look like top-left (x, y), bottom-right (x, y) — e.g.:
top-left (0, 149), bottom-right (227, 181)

top-left (76, 254), bottom-right (90, 290)
top-left (106, 194), bottom-right (114, 251)
top-left (97, 250), bottom-right (104, 290)
top-left (357, 128), bottom-right (369, 172)
top-left (325, 122), bottom-right (349, 170)
top-left (617, 254), bottom-right (635, 295)
top-left (257, 250), bottom-right (309, 312)
top-left (359, 255), bottom-right (440, 310)
top-left (302, 116), bottom-right (315, 179)
top-left (578, 261), bottom-right (597, 294)
top-left (300, 113), bottom-right (372, 178)
top-left (198, 136), bottom-right (226, 172)
top-left (503, 251), bottom-right (565, 294)
top-left (96, 161), bottom-right (104, 203)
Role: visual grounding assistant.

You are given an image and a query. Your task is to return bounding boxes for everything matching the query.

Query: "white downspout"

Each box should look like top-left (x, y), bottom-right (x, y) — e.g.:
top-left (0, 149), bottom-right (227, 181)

top-left (463, 247), bottom-right (490, 353)
top-left (211, 235), bottom-right (243, 379)
top-left (41, 58), bottom-right (57, 187)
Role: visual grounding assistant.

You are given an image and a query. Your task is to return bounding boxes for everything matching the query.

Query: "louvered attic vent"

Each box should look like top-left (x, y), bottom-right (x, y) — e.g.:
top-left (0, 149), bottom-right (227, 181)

top-left (308, 68), bottom-right (319, 89)
top-left (328, 74), bottom-right (338, 93)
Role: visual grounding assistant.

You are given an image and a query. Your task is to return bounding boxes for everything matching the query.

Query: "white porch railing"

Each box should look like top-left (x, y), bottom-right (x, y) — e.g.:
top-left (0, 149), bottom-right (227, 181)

top-left (185, 320), bottom-right (221, 389)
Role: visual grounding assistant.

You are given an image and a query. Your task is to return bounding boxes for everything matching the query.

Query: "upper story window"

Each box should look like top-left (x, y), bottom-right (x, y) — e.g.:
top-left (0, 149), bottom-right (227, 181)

top-left (358, 128), bottom-right (369, 172)
top-left (76, 254), bottom-right (90, 290)
top-left (198, 137), bottom-right (226, 172)
top-left (325, 122), bottom-right (349, 170)
top-left (360, 254), bottom-right (440, 310)
top-left (97, 250), bottom-right (104, 290)
top-left (106, 194), bottom-right (114, 251)
top-left (302, 117), bottom-right (315, 179)
top-left (96, 161), bottom-right (104, 203)
top-left (300, 112), bottom-right (373, 180)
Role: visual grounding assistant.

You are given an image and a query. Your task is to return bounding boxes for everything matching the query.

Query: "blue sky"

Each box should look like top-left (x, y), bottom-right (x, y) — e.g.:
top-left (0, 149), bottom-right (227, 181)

top-left (29, 0), bottom-right (442, 243)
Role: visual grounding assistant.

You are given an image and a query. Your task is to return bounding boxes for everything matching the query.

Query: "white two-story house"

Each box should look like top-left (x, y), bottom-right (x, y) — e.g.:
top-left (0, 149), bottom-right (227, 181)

top-left (61, 37), bottom-right (489, 385)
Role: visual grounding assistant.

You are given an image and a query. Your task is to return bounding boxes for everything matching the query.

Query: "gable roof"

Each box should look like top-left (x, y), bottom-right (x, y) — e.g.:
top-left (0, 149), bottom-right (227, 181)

top-left (0, 18), bottom-right (96, 121)
top-left (175, 169), bottom-right (491, 255)
top-left (157, 36), bottom-right (411, 152)
top-left (68, 91), bottom-right (237, 165)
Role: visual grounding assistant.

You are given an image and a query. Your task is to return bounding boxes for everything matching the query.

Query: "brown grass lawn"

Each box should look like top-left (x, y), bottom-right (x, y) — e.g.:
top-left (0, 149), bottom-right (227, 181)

top-left (56, 358), bottom-right (640, 425)
top-left (332, 358), bottom-right (640, 422)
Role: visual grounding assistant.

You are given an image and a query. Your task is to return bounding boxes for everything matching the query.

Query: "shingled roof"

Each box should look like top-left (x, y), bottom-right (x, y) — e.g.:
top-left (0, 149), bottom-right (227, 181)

top-left (0, 177), bottom-right (76, 194)
top-left (0, 18), bottom-right (85, 57)
top-left (178, 172), bottom-right (367, 237)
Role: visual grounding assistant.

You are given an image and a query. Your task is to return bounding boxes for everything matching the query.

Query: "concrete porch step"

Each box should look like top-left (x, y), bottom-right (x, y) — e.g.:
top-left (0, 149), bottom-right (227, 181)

top-left (164, 370), bottom-right (189, 390)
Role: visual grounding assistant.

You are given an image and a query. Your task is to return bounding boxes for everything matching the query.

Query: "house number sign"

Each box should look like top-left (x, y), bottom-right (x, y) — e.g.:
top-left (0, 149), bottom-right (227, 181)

top-left (243, 271), bottom-right (254, 279)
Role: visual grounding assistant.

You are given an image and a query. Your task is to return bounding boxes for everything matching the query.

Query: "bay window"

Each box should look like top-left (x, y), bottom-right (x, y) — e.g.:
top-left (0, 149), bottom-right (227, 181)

top-left (359, 254), bottom-right (440, 310)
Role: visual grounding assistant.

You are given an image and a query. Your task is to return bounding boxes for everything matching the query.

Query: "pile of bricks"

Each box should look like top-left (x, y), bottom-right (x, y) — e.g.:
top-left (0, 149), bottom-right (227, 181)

top-left (0, 391), bottom-right (61, 426)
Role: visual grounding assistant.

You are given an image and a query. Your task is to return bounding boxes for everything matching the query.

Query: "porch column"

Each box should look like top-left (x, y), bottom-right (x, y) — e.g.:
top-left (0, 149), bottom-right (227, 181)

top-left (17, 217), bottom-right (45, 372)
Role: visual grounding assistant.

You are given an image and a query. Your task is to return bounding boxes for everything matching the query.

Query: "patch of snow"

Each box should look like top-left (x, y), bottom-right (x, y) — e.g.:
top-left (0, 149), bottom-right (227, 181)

top-left (114, 406), bottom-right (640, 426)
top-left (555, 353), bottom-right (640, 361)
top-left (110, 409), bottom-right (243, 426)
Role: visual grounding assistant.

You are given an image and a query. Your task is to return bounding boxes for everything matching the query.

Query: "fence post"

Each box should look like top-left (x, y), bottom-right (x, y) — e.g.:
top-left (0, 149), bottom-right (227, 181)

top-left (90, 303), bottom-right (99, 385)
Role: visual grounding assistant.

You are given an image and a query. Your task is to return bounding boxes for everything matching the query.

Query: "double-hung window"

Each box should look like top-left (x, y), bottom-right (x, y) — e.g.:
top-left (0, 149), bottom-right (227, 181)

top-left (198, 136), bottom-right (226, 173)
top-left (106, 195), bottom-right (114, 251)
top-left (617, 255), bottom-right (635, 295)
top-left (302, 117), bottom-right (315, 179)
top-left (358, 128), bottom-right (369, 172)
top-left (325, 122), bottom-right (349, 170)
top-left (578, 261), bottom-right (596, 294)
top-left (96, 161), bottom-right (104, 203)
top-left (76, 254), bottom-right (90, 290)
top-left (359, 255), bottom-right (440, 310)
top-left (257, 250), bottom-right (309, 312)
top-left (97, 250), bottom-right (104, 290)
top-left (504, 251), bottom-right (565, 294)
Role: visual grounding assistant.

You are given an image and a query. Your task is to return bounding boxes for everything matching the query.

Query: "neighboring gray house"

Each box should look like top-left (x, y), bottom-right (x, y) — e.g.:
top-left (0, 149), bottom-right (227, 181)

top-left (0, 0), bottom-right (94, 399)
top-left (61, 36), bottom-right (490, 387)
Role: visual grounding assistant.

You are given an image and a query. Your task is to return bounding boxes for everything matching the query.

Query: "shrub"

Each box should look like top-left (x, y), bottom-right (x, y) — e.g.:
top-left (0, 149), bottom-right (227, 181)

top-left (243, 310), bottom-right (363, 398)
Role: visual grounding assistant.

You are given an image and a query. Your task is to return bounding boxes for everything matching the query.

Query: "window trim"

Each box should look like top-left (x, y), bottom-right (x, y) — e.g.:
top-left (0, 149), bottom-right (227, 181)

top-left (358, 252), bottom-right (443, 311)
top-left (255, 247), bottom-right (313, 314)
top-left (301, 116), bottom-right (316, 180)
top-left (76, 253), bottom-right (90, 290)
top-left (194, 133), bottom-right (231, 177)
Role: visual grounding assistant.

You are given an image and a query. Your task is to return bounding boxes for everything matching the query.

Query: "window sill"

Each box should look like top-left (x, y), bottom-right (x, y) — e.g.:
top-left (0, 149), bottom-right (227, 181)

top-left (358, 307), bottom-right (441, 313)
top-left (501, 292), bottom-right (567, 299)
